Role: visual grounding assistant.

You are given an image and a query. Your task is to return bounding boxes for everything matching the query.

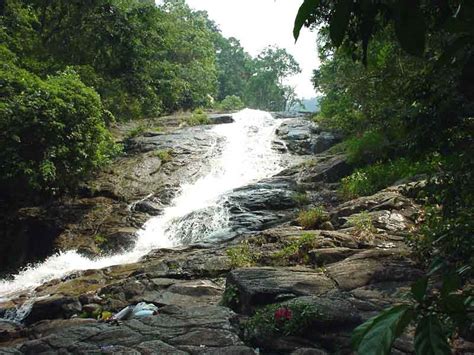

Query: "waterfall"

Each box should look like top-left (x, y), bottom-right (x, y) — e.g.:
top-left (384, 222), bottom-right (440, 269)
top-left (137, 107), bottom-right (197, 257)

top-left (0, 109), bottom-right (284, 302)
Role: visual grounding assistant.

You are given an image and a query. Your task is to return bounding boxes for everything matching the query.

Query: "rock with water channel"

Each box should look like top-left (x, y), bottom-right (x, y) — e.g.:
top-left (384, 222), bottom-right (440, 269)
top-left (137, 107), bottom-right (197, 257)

top-left (1, 109), bottom-right (443, 354)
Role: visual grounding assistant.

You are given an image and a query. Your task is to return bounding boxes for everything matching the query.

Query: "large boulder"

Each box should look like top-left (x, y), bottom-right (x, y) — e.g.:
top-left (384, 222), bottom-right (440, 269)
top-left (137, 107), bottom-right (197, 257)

top-left (23, 295), bottom-right (82, 325)
top-left (298, 155), bottom-right (352, 183)
top-left (326, 249), bottom-right (423, 291)
top-left (226, 267), bottom-right (335, 314)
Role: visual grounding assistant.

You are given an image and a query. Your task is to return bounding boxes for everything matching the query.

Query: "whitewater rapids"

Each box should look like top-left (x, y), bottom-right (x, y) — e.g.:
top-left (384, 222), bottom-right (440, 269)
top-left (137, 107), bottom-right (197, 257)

top-left (0, 109), bottom-right (285, 302)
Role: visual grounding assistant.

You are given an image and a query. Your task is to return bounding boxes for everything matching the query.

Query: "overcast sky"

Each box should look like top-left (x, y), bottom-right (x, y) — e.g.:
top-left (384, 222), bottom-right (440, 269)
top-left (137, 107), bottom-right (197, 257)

top-left (157, 0), bottom-right (319, 98)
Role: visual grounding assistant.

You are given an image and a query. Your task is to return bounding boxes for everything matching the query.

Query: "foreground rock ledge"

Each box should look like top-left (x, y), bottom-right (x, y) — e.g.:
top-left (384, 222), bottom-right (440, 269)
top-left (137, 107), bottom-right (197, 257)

top-left (0, 178), bottom-right (444, 354)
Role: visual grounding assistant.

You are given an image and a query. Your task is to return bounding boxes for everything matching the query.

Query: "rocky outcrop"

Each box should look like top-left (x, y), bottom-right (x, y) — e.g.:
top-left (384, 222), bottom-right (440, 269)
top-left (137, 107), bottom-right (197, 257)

top-left (3, 114), bottom-right (458, 354)
top-left (12, 306), bottom-right (251, 354)
top-left (275, 118), bottom-right (341, 155)
top-left (0, 176), bottom-right (434, 354)
top-left (0, 122), bottom-right (223, 270)
top-left (227, 267), bottom-right (335, 314)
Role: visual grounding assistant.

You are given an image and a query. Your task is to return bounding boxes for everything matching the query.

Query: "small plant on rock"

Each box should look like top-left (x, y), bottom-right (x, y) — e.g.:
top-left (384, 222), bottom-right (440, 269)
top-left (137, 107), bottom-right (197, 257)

top-left (226, 241), bottom-right (258, 268)
top-left (221, 284), bottom-right (240, 309)
top-left (297, 206), bottom-right (329, 229)
top-left (245, 302), bottom-right (320, 340)
top-left (154, 149), bottom-right (173, 163)
top-left (127, 125), bottom-right (146, 139)
top-left (349, 211), bottom-right (377, 243)
top-left (186, 108), bottom-right (211, 126)
top-left (271, 233), bottom-right (317, 265)
top-left (94, 234), bottom-right (107, 247)
top-left (292, 192), bottom-right (309, 206)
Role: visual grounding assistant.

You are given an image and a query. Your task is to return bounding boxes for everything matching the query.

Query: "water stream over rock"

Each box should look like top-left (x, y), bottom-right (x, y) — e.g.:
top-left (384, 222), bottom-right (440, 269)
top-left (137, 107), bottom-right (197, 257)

top-left (0, 109), bottom-right (286, 303)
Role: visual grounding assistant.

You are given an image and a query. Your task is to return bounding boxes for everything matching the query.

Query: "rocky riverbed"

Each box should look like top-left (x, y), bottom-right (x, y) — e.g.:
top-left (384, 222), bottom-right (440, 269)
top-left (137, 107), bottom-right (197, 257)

top-left (1, 111), bottom-right (469, 354)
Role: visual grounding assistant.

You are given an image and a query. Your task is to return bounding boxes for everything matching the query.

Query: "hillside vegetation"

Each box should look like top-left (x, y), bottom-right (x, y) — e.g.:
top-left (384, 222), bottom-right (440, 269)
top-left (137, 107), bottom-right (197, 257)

top-left (294, 1), bottom-right (473, 353)
top-left (0, 0), bottom-right (301, 199)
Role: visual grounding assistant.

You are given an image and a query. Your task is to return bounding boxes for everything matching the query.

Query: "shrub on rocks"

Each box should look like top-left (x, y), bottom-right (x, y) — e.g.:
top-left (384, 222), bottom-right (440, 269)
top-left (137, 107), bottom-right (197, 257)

top-left (226, 241), bottom-right (259, 268)
top-left (244, 302), bottom-right (319, 340)
top-left (186, 108), bottom-right (211, 126)
top-left (154, 149), bottom-right (173, 163)
top-left (297, 206), bottom-right (329, 230)
top-left (340, 156), bottom-right (440, 199)
top-left (271, 233), bottom-right (318, 265)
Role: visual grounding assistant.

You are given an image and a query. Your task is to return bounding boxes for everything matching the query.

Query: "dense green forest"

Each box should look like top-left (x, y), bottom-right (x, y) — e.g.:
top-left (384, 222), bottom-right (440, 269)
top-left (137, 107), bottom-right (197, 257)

top-left (1, 0), bottom-right (472, 352)
top-left (295, 0), bottom-right (473, 353)
top-left (0, 0), bottom-right (301, 199)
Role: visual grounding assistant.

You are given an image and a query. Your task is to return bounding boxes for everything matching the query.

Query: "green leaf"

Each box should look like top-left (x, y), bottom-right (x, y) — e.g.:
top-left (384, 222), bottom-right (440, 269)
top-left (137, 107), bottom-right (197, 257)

top-left (441, 294), bottom-right (467, 315)
top-left (330, 0), bottom-right (352, 47)
top-left (393, 0), bottom-right (426, 56)
top-left (411, 277), bottom-right (428, 303)
top-left (352, 305), bottom-right (414, 355)
top-left (427, 257), bottom-right (446, 276)
top-left (441, 273), bottom-right (462, 298)
top-left (414, 316), bottom-right (451, 355)
top-left (294, 0), bottom-right (320, 41)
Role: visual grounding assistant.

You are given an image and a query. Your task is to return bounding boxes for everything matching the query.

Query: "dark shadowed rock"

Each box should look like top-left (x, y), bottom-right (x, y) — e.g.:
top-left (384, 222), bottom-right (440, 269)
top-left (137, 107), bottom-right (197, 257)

top-left (298, 155), bottom-right (352, 183)
top-left (309, 247), bottom-right (358, 266)
top-left (132, 198), bottom-right (164, 215)
top-left (291, 348), bottom-right (329, 355)
top-left (24, 296), bottom-right (82, 325)
top-left (283, 295), bottom-right (362, 330)
top-left (226, 267), bottom-right (335, 314)
top-left (208, 114), bottom-right (234, 124)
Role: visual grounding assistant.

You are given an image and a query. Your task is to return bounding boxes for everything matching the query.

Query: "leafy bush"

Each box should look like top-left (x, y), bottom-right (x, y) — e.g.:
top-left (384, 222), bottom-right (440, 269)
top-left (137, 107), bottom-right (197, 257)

top-left (186, 108), bottom-right (211, 126)
top-left (221, 284), bottom-right (240, 309)
top-left (297, 206), bottom-right (329, 229)
top-left (218, 95), bottom-right (245, 111)
top-left (345, 130), bottom-right (388, 165)
top-left (408, 156), bottom-right (473, 268)
top-left (126, 125), bottom-right (147, 139)
top-left (353, 267), bottom-right (472, 355)
top-left (0, 65), bottom-right (120, 197)
top-left (340, 157), bottom-right (440, 199)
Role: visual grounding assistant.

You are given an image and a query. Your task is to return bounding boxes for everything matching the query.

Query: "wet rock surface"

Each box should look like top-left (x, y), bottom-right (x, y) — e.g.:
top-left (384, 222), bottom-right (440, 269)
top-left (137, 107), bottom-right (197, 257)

top-left (2, 115), bottom-right (455, 354)
top-left (1, 123), bottom-right (223, 271)
top-left (0, 174), bottom-right (430, 354)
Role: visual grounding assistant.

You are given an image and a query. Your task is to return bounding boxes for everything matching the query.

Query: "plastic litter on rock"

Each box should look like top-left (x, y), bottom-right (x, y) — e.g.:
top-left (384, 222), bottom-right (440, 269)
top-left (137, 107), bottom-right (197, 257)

top-left (109, 302), bottom-right (159, 321)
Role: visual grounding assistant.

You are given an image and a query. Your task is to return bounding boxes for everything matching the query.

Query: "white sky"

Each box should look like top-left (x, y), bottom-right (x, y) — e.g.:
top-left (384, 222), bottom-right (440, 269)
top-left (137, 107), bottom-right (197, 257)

top-left (156, 0), bottom-right (319, 98)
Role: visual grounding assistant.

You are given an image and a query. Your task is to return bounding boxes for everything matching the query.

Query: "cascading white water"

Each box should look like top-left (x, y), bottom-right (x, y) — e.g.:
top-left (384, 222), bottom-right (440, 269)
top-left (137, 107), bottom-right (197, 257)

top-left (0, 109), bottom-right (284, 302)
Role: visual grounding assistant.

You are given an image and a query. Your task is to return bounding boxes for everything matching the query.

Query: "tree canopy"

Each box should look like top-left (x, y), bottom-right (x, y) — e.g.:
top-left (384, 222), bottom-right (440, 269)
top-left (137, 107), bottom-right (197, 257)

top-left (0, 0), bottom-right (302, 199)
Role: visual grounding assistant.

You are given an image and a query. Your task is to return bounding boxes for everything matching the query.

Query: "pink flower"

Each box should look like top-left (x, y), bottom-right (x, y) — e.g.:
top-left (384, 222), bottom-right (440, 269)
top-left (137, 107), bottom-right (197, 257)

top-left (274, 307), bottom-right (293, 322)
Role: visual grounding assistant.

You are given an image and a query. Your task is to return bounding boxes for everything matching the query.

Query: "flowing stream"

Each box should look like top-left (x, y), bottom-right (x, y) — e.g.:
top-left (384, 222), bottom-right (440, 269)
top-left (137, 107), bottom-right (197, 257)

top-left (0, 109), bottom-right (285, 303)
